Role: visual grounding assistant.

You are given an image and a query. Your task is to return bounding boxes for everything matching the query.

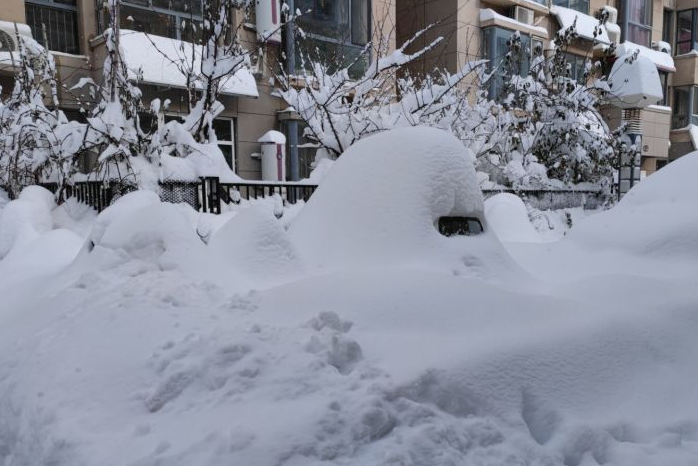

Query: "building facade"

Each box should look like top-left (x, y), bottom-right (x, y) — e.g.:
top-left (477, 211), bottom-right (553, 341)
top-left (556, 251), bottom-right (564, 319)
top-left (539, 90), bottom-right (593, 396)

top-left (0, 0), bottom-right (387, 181)
top-left (396, 0), bottom-right (692, 176)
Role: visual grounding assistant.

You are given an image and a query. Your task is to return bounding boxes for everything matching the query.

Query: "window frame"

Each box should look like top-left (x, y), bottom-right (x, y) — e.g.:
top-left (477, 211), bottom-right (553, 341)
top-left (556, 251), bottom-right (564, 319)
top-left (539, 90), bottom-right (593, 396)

top-left (298, 0), bottom-right (371, 47)
top-left (212, 117), bottom-right (237, 171)
top-left (296, 0), bottom-right (372, 79)
top-left (482, 26), bottom-right (539, 99)
top-left (676, 9), bottom-right (696, 55)
top-left (25, 0), bottom-right (80, 54)
top-left (116, 0), bottom-right (204, 41)
top-left (624, 0), bottom-right (653, 47)
top-left (663, 8), bottom-right (674, 47)
top-left (551, 0), bottom-right (590, 15)
top-left (671, 85), bottom-right (698, 128)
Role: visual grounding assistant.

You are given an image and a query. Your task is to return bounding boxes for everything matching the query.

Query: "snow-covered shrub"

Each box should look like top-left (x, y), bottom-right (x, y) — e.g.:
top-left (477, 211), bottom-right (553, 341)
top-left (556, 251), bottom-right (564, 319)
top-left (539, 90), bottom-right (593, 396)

top-left (0, 34), bottom-right (87, 198)
top-left (276, 23), bottom-right (485, 158)
top-left (475, 19), bottom-right (626, 188)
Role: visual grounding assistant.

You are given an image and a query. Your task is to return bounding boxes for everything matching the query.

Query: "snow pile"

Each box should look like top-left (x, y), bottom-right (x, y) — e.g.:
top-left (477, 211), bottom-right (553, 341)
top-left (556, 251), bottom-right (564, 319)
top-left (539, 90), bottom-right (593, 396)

top-left (290, 127), bottom-right (490, 270)
top-left (0, 186), bottom-right (55, 258)
top-left (208, 205), bottom-right (302, 287)
top-left (484, 193), bottom-right (541, 243)
top-left (568, 152), bottom-right (698, 257)
top-left (1, 131), bottom-right (698, 466)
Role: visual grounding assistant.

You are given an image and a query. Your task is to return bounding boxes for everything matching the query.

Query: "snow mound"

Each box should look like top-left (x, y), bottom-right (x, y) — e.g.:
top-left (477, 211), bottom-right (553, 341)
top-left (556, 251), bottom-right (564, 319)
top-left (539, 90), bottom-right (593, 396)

top-left (485, 193), bottom-right (541, 243)
top-left (289, 127), bottom-right (492, 270)
top-left (0, 186), bottom-right (55, 258)
top-left (52, 197), bottom-right (98, 237)
top-left (208, 205), bottom-right (302, 286)
top-left (567, 152), bottom-right (698, 257)
top-left (86, 191), bottom-right (204, 271)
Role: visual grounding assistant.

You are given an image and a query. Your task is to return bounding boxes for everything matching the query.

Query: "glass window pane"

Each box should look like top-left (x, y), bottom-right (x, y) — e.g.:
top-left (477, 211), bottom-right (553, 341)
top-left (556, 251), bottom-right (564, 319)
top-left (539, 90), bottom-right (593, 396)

top-left (121, 5), bottom-right (178, 39)
top-left (219, 145), bottom-right (234, 169)
top-left (212, 119), bottom-right (232, 141)
top-left (663, 9), bottom-right (674, 44)
top-left (672, 87), bottom-right (690, 128)
top-left (153, 0), bottom-right (203, 15)
top-left (628, 0), bottom-right (651, 25)
top-left (677, 10), bottom-right (692, 44)
top-left (628, 23), bottom-right (651, 46)
top-left (351, 0), bottom-right (369, 46)
top-left (25, 3), bottom-right (79, 54)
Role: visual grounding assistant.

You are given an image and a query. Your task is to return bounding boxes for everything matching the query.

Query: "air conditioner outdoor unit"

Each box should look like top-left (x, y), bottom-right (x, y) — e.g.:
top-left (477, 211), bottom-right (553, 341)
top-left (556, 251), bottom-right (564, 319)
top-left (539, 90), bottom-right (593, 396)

top-left (651, 40), bottom-right (672, 55)
top-left (511, 6), bottom-right (534, 26)
top-left (0, 20), bottom-right (33, 53)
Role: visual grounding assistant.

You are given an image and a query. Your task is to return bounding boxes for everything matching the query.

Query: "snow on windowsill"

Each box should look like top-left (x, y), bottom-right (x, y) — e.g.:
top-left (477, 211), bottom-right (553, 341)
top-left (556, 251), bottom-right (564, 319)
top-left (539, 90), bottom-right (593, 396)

top-left (646, 104), bottom-right (671, 113)
top-left (479, 9), bottom-right (548, 37)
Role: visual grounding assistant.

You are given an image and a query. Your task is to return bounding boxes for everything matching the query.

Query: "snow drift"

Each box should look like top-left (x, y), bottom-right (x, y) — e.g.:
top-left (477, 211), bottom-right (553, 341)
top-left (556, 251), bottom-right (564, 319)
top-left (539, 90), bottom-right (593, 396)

top-left (567, 151), bottom-right (698, 257)
top-left (1, 132), bottom-right (698, 466)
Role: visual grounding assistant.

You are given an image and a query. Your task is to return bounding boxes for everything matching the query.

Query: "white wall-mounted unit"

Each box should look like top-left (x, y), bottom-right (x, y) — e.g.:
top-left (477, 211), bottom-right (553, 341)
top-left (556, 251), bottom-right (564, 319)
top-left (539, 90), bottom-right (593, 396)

top-left (651, 41), bottom-right (671, 55)
top-left (0, 20), bottom-right (33, 53)
top-left (256, 0), bottom-right (282, 44)
top-left (510, 6), bottom-right (534, 26)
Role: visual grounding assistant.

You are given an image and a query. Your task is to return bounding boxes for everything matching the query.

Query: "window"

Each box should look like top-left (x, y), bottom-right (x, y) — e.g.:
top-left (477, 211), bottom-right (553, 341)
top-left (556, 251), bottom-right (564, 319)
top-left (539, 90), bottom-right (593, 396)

top-left (117, 0), bottom-right (203, 42)
top-left (565, 53), bottom-right (587, 83)
top-left (296, 0), bottom-right (371, 78)
top-left (663, 9), bottom-right (674, 46)
top-left (212, 118), bottom-right (236, 170)
top-left (483, 27), bottom-right (535, 99)
top-left (552, 0), bottom-right (589, 14)
top-left (671, 86), bottom-right (698, 128)
top-left (25, 0), bottom-right (79, 54)
top-left (658, 71), bottom-right (668, 106)
top-left (676, 9), bottom-right (696, 55)
top-left (623, 0), bottom-right (652, 46)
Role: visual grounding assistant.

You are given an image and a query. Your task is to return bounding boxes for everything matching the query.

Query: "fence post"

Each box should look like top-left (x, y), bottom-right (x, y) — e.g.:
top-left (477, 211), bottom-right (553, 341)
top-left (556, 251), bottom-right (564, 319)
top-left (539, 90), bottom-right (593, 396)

top-left (206, 177), bottom-right (221, 214)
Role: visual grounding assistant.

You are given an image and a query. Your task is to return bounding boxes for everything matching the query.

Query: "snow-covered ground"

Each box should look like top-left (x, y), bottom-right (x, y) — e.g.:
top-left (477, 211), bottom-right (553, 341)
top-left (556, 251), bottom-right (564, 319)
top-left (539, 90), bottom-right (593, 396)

top-left (1, 127), bottom-right (697, 466)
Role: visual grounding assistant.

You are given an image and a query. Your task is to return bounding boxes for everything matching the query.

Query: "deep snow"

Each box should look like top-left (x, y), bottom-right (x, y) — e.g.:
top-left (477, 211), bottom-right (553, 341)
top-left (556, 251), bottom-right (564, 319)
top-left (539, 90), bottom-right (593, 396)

top-left (1, 128), bottom-right (697, 466)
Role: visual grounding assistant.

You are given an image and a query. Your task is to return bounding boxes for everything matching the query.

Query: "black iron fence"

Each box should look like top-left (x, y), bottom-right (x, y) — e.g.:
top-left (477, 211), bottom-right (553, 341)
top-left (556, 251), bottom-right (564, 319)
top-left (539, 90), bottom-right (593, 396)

top-left (33, 178), bottom-right (604, 214)
top-left (39, 181), bottom-right (136, 212)
top-left (35, 178), bottom-right (319, 213)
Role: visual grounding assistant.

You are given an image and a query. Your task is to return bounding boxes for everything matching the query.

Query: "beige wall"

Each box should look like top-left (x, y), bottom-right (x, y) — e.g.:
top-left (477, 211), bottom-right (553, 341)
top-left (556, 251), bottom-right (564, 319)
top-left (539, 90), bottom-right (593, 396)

top-left (0, 0), bottom-right (26, 24)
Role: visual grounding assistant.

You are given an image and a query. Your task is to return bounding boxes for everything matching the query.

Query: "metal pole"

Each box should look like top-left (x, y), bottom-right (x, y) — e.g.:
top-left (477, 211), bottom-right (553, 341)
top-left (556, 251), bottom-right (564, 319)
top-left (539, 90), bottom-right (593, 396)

top-left (285, 0), bottom-right (300, 182)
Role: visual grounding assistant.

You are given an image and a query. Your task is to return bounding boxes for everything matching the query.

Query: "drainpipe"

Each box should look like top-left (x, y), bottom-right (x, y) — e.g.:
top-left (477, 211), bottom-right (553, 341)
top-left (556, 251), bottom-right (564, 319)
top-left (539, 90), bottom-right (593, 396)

top-left (285, 0), bottom-right (300, 182)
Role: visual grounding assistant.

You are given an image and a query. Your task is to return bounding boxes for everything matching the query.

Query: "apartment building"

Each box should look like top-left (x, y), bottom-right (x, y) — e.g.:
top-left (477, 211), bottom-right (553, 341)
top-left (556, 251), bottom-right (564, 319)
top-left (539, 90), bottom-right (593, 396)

top-left (0, 0), bottom-right (386, 181)
top-left (396, 0), bottom-right (692, 176)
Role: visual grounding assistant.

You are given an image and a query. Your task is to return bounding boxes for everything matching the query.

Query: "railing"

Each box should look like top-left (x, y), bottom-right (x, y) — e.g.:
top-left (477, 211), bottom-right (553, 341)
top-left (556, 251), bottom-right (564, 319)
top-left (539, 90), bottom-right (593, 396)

top-left (39, 181), bottom-right (135, 212)
top-left (34, 178), bottom-right (604, 214)
top-left (200, 177), bottom-right (318, 214)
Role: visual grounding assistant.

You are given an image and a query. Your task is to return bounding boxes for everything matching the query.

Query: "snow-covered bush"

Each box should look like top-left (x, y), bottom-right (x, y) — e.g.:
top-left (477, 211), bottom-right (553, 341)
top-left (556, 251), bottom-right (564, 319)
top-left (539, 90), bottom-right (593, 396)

top-left (0, 34), bottom-right (87, 198)
top-left (475, 19), bottom-right (626, 188)
top-left (276, 23), bottom-right (485, 158)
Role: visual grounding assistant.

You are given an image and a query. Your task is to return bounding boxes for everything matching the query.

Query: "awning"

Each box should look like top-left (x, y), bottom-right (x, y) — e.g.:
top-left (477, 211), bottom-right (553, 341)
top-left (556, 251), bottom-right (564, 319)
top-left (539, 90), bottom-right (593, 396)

top-left (119, 30), bottom-right (258, 98)
top-left (615, 41), bottom-right (676, 73)
top-left (551, 6), bottom-right (610, 44)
